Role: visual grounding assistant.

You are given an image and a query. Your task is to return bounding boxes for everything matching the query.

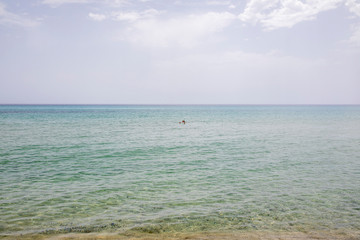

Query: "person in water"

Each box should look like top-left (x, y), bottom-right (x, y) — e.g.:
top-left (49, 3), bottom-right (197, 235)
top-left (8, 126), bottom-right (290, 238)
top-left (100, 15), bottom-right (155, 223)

top-left (182, 120), bottom-right (186, 124)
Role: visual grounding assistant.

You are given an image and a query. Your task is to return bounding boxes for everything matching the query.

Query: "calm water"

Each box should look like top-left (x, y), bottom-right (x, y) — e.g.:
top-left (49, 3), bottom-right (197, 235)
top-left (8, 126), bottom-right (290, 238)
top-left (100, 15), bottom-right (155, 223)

top-left (0, 105), bottom-right (359, 235)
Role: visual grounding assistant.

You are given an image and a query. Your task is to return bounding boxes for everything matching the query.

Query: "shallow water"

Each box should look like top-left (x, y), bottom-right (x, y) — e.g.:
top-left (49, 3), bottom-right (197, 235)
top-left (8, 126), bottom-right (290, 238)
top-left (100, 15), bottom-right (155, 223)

top-left (0, 105), bottom-right (359, 235)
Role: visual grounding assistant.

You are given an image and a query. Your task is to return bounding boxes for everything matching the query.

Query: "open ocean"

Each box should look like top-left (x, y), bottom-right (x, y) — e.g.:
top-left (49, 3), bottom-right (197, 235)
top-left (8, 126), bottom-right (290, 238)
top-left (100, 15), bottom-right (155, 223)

top-left (0, 105), bottom-right (359, 237)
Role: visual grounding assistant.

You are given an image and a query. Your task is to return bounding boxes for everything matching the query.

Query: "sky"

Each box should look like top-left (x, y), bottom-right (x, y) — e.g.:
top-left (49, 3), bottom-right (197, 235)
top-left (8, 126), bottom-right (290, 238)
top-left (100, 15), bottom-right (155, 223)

top-left (0, 0), bottom-right (359, 104)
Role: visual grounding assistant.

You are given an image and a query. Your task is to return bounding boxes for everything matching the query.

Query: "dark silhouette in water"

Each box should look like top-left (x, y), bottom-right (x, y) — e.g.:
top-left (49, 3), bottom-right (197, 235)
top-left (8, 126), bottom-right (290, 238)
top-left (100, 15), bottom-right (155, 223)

top-left (179, 120), bottom-right (186, 124)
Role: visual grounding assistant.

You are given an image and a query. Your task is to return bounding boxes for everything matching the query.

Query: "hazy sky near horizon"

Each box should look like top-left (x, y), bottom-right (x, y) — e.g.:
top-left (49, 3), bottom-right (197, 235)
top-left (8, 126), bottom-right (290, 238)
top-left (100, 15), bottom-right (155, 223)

top-left (0, 0), bottom-right (359, 104)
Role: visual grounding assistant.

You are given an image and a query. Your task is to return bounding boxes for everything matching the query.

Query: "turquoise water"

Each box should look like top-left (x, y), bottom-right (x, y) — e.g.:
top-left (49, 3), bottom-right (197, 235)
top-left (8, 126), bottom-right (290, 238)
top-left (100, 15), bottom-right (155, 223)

top-left (0, 105), bottom-right (359, 235)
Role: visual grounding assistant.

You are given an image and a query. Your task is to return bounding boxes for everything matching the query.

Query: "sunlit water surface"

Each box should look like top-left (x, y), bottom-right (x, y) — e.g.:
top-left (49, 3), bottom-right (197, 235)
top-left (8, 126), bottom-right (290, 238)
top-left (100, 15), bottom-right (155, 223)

top-left (0, 105), bottom-right (359, 235)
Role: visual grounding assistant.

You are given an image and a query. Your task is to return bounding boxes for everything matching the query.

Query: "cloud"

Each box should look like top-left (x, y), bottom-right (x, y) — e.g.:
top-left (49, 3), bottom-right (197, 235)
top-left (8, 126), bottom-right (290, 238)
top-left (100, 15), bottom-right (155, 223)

top-left (89, 12), bottom-right (107, 21)
top-left (0, 2), bottom-right (38, 27)
top-left (113, 11), bottom-right (141, 21)
top-left (42, 0), bottom-right (90, 7)
top-left (344, 1), bottom-right (360, 46)
top-left (42, 0), bottom-right (127, 7)
top-left (103, 0), bottom-right (127, 8)
top-left (346, 0), bottom-right (360, 16)
top-left (88, 9), bottom-right (159, 23)
top-left (206, 1), bottom-right (236, 9)
top-left (112, 9), bottom-right (159, 22)
top-left (349, 23), bottom-right (360, 46)
top-left (206, 1), bottom-right (231, 6)
top-left (119, 12), bottom-right (236, 48)
top-left (239, 0), bottom-right (343, 30)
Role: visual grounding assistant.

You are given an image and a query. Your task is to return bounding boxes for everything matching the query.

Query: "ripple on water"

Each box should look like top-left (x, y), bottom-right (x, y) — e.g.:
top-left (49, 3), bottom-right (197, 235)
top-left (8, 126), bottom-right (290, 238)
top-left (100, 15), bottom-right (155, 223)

top-left (0, 105), bottom-right (360, 235)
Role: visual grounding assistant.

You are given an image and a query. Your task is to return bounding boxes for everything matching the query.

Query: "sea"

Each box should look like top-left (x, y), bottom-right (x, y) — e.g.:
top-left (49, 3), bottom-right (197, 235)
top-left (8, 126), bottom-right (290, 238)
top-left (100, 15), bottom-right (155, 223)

top-left (0, 105), bottom-right (359, 237)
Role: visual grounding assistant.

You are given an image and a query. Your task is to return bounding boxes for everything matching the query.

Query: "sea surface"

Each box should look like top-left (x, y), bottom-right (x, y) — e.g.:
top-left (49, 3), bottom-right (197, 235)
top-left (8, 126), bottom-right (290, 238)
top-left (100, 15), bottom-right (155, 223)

top-left (0, 105), bottom-right (359, 236)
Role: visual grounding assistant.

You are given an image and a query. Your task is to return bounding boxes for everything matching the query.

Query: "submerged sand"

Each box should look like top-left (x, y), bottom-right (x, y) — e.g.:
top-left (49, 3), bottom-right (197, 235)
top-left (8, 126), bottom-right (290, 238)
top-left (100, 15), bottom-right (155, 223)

top-left (1, 230), bottom-right (359, 240)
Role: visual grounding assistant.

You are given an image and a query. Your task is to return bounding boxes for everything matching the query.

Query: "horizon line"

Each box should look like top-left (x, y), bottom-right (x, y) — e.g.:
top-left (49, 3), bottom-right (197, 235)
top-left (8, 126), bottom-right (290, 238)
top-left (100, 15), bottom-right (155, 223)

top-left (1, 103), bottom-right (359, 106)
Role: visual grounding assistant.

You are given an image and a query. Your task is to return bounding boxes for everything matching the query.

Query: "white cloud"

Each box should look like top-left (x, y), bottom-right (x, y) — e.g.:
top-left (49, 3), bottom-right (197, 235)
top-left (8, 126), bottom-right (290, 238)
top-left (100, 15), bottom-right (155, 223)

top-left (206, 1), bottom-right (236, 9)
top-left (113, 11), bottom-right (141, 21)
top-left (42, 0), bottom-right (127, 7)
top-left (206, 1), bottom-right (231, 6)
top-left (112, 9), bottom-right (159, 22)
top-left (42, 0), bottom-right (90, 7)
top-left (239, 0), bottom-right (343, 30)
top-left (119, 12), bottom-right (236, 48)
top-left (103, 0), bottom-right (127, 8)
top-left (346, 0), bottom-right (360, 16)
top-left (0, 2), bottom-right (38, 27)
top-left (344, 1), bottom-right (360, 47)
top-left (88, 8), bottom-right (159, 23)
top-left (349, 23), bottom-right (360, 46)
top-left (89, 12), bottom-right (107, 21)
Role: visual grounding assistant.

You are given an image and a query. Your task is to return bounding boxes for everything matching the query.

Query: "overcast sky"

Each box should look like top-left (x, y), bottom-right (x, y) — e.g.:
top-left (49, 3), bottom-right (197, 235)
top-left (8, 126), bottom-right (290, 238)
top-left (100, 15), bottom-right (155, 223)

top-left (0, 0), bottom-right (359, 104)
